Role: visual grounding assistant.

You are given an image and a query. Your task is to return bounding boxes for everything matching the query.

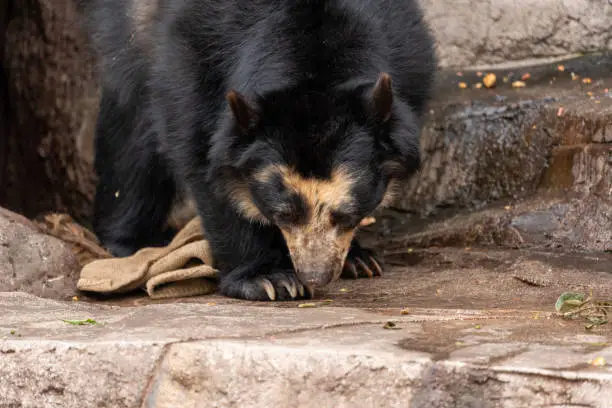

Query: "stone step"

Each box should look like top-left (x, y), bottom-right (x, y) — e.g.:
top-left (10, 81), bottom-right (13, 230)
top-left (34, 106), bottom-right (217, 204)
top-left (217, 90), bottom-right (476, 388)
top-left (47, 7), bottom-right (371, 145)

top-left (1, 292), bottom-right (611, 408)
top-left (376, 54), bottom-right (612, 252)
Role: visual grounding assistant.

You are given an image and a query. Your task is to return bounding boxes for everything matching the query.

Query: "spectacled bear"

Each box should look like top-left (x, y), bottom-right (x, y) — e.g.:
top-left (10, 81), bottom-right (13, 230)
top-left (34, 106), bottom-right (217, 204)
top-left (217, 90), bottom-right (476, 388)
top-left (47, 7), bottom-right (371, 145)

top-left (79, 0), bottom-right (437, 301)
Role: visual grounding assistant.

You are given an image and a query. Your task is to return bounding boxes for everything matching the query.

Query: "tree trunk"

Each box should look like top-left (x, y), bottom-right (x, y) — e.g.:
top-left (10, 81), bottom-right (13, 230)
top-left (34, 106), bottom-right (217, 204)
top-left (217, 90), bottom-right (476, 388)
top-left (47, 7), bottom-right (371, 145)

top-left (1, 0), bottom-right (99, 223)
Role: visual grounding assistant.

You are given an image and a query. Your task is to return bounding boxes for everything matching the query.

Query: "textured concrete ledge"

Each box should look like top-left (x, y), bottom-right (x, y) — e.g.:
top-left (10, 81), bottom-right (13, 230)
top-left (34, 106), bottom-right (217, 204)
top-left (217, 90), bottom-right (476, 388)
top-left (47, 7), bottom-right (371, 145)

top-left (2, 292), bottom-right (611, 408)
top-left (420, 0), bottom-right (612, 68)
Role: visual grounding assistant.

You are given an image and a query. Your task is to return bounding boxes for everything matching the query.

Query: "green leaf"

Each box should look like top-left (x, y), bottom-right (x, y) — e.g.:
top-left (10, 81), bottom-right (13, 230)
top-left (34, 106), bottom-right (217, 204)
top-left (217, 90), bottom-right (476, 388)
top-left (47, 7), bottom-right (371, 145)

top-left (555, 292), bottom-right (585, 313)
top-left (62, 318), bottom-right (98, 326)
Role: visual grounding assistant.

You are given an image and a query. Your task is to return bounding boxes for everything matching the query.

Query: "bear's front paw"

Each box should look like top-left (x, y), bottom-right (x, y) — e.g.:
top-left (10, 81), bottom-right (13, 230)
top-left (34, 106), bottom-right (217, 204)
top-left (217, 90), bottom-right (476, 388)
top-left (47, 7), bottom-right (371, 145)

top-left (341, 241), bottom-right (383, 279)
top-left (219, 268), bottom-right (313, 301)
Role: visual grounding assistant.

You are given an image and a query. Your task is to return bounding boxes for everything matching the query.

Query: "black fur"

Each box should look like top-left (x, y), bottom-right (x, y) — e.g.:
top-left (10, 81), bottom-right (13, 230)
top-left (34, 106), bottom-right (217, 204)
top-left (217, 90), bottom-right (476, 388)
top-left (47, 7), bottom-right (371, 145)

top-left (81, 0), bottom-right (437, 300)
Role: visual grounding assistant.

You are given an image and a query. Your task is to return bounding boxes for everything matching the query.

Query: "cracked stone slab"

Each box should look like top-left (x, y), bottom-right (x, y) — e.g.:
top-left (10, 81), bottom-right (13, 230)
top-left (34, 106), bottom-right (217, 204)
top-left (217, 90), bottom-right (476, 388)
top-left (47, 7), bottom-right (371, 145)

top-left (145, 322), bottom-right (612, 408)
top-left (1, 293), bottom-right (611, 408)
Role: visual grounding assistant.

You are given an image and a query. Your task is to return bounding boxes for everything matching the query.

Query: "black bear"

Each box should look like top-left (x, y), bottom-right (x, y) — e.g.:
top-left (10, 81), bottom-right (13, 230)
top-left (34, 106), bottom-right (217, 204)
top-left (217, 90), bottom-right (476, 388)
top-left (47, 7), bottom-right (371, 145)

top-left (79, 0), bottom-right (437, 301)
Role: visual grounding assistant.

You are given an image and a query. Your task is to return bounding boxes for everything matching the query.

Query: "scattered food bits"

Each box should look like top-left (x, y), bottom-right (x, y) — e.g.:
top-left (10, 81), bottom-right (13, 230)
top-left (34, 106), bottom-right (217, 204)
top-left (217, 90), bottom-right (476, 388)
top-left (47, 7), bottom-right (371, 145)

top-left (474, 83), bottom-right (483, 89)
top-left (298, 303), bottom-right (317, 308)
top-left (532, 124), bottom-right (537, 129)
top-left (587, 91), bottom-right (594, 97)
top-left (339, 288), bottom-right (350, 293)
top-left (455, 341), bottom-right (465, 346)
top-left (435, 288), bottom-right (442, 296)
top-left (557, 65), bottom-right (565, 72)
top-left (458, 82), bottom-right (468, 89)
top-left (557, 107), bottom-right (565, 117)
top-left (595, 100), bottom-right (601, 104)
top-left (571, 72), bottom-right (579, 80)
top-left (476, 71), bottom-right (483, 77)
top-left (322, 299), bottom-right (334, 303)
top-left (206, 302), bottom-right (217, 306)
top-left (474, 324), bottom-right (482, 329)
top-left (504, 205), bottom-right (512, 211)
top-left (407, 248), bottom-right (414, 253)
top-left (10, 330), bottom-right (16, 335)
top-left (114, 191), bottom-right (120, 198)
top-left (383, 321), bottom-right (401, 330)
top-left (590, 356), bottom-right (606, 367)
top-left (502, 76), bottom-right (509, 83)
top-left (456, 71), bottom-right (463, 77)
top-left (483, 73), bottom-right (496, 88)
top-left (521, 73), bottom-right (531, 80)
top-left (604, 88), bottom-right (609, 93)
top-left (359, 216), bottom-right (376, 227)
top-left (72, 296), bottom-right (79, 301)
top-left (400, 308), bottom-right (410, 315)
top-left (512, 80), bottom-right (526, 88)
top-left (582, 77), bottom-right (592, 84)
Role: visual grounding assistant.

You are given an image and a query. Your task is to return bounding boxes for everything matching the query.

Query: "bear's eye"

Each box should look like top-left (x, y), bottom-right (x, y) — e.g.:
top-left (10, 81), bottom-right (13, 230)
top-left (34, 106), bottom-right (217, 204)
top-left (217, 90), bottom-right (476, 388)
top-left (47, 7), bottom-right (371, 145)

top-left (329, 211), bottom-right (359, 230)
top-left (274, 209), bottom-right (298, 225)
top-left (273, 192), bottom-right (308, 226)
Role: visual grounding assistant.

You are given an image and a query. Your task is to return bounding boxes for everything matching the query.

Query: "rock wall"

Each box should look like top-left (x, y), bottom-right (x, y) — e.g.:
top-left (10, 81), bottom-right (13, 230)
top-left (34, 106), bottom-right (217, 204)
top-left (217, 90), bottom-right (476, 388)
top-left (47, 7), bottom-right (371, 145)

top-left (1, 0), bottom-right (98, 222)
top-left (420, 0), bottom-right (612, 68)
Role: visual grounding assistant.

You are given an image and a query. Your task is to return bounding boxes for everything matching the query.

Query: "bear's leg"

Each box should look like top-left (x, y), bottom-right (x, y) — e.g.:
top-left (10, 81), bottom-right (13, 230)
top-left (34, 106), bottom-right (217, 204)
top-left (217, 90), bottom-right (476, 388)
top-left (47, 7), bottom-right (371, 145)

top-left (341, 239), bottom-right (384, 279)
top-left (92, 87), bottom-right (177, 257)
top-left (189, 187), bottom-right (312, 301)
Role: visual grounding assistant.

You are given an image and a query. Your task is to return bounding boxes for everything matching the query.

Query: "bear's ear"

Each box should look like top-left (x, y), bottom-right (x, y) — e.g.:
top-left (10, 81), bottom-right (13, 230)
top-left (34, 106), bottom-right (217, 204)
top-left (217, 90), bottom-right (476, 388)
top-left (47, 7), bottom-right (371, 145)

top-left (226, 90), bottom-right (259, 133)
top-left (371, 72), bottom-right (393, 122)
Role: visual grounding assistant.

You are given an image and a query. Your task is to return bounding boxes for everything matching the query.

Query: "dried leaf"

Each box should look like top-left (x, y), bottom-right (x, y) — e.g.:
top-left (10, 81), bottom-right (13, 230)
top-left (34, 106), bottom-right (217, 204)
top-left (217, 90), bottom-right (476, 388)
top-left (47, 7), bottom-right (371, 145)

top-left (383, 321), bottom-right (401, 330)
top-left (555, 292), bottom-right (585, 313)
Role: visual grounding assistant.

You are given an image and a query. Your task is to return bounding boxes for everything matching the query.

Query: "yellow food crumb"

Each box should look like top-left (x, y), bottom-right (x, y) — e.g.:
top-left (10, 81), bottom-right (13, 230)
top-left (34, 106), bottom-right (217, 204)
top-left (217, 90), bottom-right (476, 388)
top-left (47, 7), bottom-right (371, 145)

top-left (582, 77), bottom-right (592, 84)
top-left (474, 83), bottom-right (483, 89)
top-left (298, 303), bottom-right (317, 308)
top-left (557, 65), bottom-right (565, 72)
top-left (483, 73), bottom-right (496, 88)
top-left (400, 308), bottom-right (410, 315)
top-left (458, 82), bottom-right (468, 89)
top-left (557, 107), bottom-right (565, 116)
top-left (521, 73), bottom-right (531, 80)
top-left (512, 81), bottom-right (526, 88)
top-left (114, 191), bottom-right (120, 198)
top-left (72, 296), bottom-right (79, 301)
top-left (359, 216), bottom-right (376, 227)
top-left (571, 72), bottom-right (579, 80)
top-left (590, 356), bottom-right (606, 367)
